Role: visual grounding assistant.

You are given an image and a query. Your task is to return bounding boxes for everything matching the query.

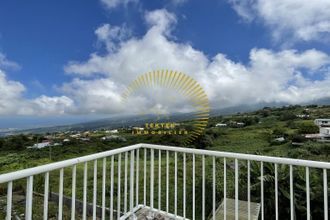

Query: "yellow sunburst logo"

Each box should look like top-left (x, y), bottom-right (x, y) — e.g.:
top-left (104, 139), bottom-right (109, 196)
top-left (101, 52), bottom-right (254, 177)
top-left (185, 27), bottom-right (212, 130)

top-left (121, 70), bottom-right (209, 145)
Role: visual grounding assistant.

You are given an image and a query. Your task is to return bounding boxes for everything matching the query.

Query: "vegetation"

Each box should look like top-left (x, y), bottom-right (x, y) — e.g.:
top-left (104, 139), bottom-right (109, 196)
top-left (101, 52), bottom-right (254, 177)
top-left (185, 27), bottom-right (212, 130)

top-left (0, 104), bottom-right (329, 219)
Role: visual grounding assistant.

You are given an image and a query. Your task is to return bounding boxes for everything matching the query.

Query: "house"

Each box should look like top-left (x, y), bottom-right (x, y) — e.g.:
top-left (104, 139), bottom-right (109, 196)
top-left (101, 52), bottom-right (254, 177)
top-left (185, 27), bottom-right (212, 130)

top-left (296, 114), bottom-right (310, 119)
top-left (320, 127), bottom-right (330, 137)
top-left (29, 141), bottom-right (51, 149)
top-left (70, 133), bottom-right (81, 138)
top-left (106, 129), bottom-right (119, 134)
top-left (216, 123), bottom-right (227, 127)
top-left (101, 135), bottom-right (127, 142)
top-left (133, 127), bottom-right (144, 131)
top-left (314, 119), bottom-right (330, 127)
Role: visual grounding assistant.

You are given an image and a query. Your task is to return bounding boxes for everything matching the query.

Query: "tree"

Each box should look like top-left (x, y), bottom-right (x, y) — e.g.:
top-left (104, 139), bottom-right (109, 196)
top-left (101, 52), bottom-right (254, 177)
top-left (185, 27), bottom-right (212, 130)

top-left (298, 124), bottom-right (319, 134)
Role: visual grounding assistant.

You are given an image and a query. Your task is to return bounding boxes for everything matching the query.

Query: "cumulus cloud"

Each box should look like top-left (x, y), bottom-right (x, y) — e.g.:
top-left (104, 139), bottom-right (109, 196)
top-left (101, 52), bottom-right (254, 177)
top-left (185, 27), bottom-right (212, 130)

top-left (63, 9), bottom-right (330, 115)
top-left (229, 0), bottom-right (330, 43)
top-left (0, 68), bottom-right (74, 116)
top-left (2, 8), bottom-right (330, 117)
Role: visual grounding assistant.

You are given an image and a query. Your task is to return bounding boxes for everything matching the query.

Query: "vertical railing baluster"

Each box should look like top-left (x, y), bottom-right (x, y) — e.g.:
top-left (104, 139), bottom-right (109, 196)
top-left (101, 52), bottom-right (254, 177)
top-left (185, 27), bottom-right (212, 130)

top-left (306, 166), bottom-right (310, 220)
top-left (44, 172), bottom-right (49, 220)
top-left (59, 168), bottom-right (64, 220)
top-left (117, 153), bottom-right (122, 220)
top-left (235, 159), bottom-right (238, 220)
top-left (136, 149), bottom-right (139, 207)
top-left (150, 148), bottom-right (154, 210)
top-left (158, 149), bottom-right (162, 211)
top-left (83, 162), bottom-right (88, 220)
top-left (275, 163), bottom-right (278, 220)
top-left (248, 160), bottom-right (251, 220)
top-left (192, 154), bottom-right (195, 220)
top-left (213, 156), bottom-right (216, 220)
top-left (25, 175), bottom-right (33, 220)
top-left (93, 160), bottom-right (98, 220)
top-left (183, 153), bottom-right (186, 219)
top-left (175, 152), bottom-right (178, 217)
top-left (110, 156), bottom-right (114, 220)
top-left (144, 148), bottom-right (147, 206)
top-left (130, 150), bottom-right (135, 217)
top-left (202, 155), bottom-right (205, 220)
top-left (124, 152), bottom-right (128, 214)
top-left (261, 161), bottom-right (264, 220)
top-left (290, 165), bottom-right (294, 220)
top-left (166, 150), bottom-right (169, 213)
top-left (224, 158), bottom-right (227, 220)
top-left (102, 158), bottom-right (106, 220)
top-left (6, 181), bottom-right (12, 220)
top-left (71, 166), bottom-right (76, 220)
top-left (324, 169), bottom-right (328, 220)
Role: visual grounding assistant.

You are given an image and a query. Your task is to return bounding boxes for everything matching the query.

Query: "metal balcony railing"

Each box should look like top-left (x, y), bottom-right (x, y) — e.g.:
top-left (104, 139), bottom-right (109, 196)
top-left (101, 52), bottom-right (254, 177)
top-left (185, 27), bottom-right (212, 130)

top-left (0, 143), bottom-right (329, 220)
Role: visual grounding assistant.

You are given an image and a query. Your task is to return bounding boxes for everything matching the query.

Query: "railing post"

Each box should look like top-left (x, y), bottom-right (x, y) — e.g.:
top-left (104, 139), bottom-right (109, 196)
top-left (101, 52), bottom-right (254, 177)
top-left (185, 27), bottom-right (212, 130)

top-left (175, 151), bottom-right (178, 217)
top-left (224, 158), bottom-right (226, 220)
top-left (158, 149), bottom-right (162, 211)
top-left (117, 153), bottom-right (122, 220)
top-left (144, 148), bottom-right (147, 206)
top-left (136, 149), bottom-right (139, 207)
top-left (25, 175), bottom-right (33, 220)
top-left (235, 159), bottom-right (238, 220)
top-left (71, 166), bottom-right (76, 220)
top-left (166, 150), bottom-right (169, 214)
top-left (130, 150), bottom-right (135, 218)
top-left (324, 169), bottom-right (328, 220)
top-left (213, 156), bottom-right (216, 220)
top-left (124, 152), bottom-right (128, 213)
top-left (93, 160), bottom-right (98, 220)
top-left (58, 168), bottom-right (64, 220)
top-left (110, 155), bottom-right (114, 220)
top-left (6, 181), bottom-right (12, 220)
top-left (261, 161), bottom-right (264, 220)
top-left (183, 153), bottom-right (186, 219)
top-left (150, 148), bottom-right (154, 210)
top-left (202, 155), bottom-right (205, 220)
top-left (275, 163), bottom-right (278, 220)
top-left (290, 165), bottom-right (294, 220)
top-left (248, 160), bottom-right (251, 220)
top-left (192, 154), bottom-right (195, 220)
top-left (83, 162), bottom-right (88, 220)
top-left (44, 172), bottom-right (49, 220)
top-left (102, 158), bottom-right (106, 220)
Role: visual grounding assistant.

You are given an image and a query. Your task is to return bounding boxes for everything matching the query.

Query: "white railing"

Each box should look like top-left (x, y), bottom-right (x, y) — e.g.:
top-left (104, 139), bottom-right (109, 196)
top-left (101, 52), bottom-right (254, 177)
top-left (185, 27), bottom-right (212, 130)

top-left (0, 143), bottom-right (329, 220)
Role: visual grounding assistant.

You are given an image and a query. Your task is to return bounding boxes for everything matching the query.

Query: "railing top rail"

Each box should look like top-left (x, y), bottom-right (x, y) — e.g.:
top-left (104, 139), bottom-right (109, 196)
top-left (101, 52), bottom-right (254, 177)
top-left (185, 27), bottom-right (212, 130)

top-left (0, 144), bottom-right (141, 184)
top-left (0, 143), bottom-right (329, 184)
top-left (142, 143), bottom-right (330, 169)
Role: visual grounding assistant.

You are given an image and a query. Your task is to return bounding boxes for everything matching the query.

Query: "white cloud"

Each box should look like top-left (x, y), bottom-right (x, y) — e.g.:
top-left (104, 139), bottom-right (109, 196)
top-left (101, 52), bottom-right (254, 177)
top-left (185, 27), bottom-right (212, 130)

top-left (229, 0), bottom-right (330, 43)
top-left (0, 70), bottom-right (26, 115)
top-left (100, 0), bottom-right (137, 9)
top-left (2, 9), bottom-right (330, 117)
top-left (0, 53), bottom-right (20, 70)
top-left (64, 9), bottom-right (330, 115)
top-left (95, 24), bottom-right (131, 52)
top-left (0, 67), bottom-right (74, 116)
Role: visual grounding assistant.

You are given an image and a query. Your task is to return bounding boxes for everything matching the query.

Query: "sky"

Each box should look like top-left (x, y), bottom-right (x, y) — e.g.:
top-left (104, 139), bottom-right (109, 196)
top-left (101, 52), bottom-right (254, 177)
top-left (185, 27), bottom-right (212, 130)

top-left (1, 0), bottom-right (330, 128)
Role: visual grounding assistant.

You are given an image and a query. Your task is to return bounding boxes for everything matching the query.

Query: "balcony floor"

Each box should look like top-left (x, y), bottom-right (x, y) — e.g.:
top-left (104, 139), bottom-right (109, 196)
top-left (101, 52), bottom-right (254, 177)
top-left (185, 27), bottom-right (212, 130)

top-left (122, 205), bottom-right (186, 220)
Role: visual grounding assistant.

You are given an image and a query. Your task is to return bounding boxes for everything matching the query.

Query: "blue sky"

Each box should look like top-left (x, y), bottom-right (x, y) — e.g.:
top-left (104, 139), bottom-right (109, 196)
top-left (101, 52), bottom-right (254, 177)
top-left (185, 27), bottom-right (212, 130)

top-left (1, 0), bottom-right (330, 128)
